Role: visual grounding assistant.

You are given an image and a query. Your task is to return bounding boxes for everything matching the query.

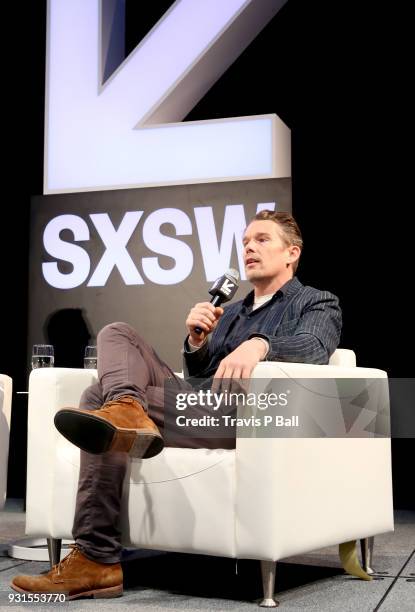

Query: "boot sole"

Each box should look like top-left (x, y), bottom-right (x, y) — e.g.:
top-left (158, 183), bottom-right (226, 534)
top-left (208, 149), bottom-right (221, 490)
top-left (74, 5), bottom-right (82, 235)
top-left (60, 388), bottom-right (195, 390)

top-left (11, 581), bottom-right (123, 599)
top-left (54, 410), bottom-right (164, 459)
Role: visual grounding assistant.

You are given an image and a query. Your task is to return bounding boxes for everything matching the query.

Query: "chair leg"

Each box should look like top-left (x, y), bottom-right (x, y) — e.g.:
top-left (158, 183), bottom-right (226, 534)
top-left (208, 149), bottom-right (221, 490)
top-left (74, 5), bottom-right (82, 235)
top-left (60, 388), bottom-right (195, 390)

top-left (47, 537), bottom-right (62, 568)
top-left (360, 536), bottom-right (375, 574)
top-left (259, 560), bottom-right (279, 607)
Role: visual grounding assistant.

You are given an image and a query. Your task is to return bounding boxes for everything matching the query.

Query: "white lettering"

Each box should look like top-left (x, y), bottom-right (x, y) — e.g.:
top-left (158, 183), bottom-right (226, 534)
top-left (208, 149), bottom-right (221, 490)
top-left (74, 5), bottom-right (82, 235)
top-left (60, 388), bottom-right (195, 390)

top-left (194, 205), bottom-right (247, 281)
top-left (142, 209), bottom-right (193, 285)
top-left (41, 203), bottom-right (281, 287)
top-left (42, 215), bottom-right (90, 289)
top-left (88, 212), bottom-right (144, 286)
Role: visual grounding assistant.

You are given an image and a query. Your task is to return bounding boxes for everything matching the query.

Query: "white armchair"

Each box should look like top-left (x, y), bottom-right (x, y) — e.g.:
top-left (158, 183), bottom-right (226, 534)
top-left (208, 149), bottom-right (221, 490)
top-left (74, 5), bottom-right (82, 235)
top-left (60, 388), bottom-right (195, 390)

top-left (24, 350), bottom-right (393, 606)
top-left (0, 374), bottom-right (13, 509)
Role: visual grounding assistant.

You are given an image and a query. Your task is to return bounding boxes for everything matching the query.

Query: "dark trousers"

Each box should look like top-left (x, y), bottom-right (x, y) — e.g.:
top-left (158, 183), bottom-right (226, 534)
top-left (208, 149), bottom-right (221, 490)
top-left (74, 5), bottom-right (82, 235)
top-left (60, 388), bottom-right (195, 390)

top-left (72, 322), bottom-right (233, 563)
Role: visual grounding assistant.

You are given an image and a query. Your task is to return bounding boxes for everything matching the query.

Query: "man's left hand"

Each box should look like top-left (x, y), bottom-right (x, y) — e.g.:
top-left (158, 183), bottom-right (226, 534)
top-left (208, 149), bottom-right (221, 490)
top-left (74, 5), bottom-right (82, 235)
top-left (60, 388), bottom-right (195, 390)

top-left (213, 338), bottom-right (267, 383)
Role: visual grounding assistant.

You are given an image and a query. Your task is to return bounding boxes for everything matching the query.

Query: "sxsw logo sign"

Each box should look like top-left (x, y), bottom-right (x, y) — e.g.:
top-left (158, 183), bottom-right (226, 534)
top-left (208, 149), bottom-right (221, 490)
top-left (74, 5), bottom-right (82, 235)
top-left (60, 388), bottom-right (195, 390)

top-left (45, 0), bottom-right (290, 193)
top-left (42, 202), bottom-right (276, 288)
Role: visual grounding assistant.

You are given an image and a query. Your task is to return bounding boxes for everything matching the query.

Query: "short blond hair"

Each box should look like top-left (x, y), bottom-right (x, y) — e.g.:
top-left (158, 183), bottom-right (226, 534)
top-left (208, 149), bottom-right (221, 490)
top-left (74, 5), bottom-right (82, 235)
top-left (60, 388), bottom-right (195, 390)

top-left (253, 210), bottom-right (303, 273)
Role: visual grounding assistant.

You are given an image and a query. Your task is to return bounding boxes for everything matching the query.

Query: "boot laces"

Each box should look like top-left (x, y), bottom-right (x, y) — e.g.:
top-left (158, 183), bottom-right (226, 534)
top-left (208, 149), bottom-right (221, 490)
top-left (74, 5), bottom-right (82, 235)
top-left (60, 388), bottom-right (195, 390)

top-left (100, 396), bottom-right (144, 415)
top-left (55, 544), bottom-right (79, 576)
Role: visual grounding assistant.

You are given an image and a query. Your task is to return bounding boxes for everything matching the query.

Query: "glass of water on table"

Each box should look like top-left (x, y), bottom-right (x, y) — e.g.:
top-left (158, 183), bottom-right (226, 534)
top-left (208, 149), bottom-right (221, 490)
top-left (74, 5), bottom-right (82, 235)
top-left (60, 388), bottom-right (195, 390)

top-left (31, 344), bottom-right (54, 369)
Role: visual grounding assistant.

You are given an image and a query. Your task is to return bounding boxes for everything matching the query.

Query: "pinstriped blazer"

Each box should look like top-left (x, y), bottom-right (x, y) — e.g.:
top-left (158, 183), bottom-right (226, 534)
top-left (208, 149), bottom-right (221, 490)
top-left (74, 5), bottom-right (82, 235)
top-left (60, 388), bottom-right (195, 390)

top-left (184, 276), bottom-right (342, 377)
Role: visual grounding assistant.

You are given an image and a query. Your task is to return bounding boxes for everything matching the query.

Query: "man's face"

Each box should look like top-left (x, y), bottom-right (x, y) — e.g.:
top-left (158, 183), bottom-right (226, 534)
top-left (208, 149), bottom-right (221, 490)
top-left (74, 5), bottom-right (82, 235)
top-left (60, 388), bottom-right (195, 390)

top-left (242, 220), bottom-right (291, 283)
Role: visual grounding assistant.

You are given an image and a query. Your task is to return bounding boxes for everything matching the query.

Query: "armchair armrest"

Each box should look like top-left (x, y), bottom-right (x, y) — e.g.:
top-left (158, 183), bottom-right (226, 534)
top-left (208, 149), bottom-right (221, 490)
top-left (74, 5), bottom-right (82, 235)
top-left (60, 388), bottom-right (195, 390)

top-left (0, 374), bottom-right (13, 509)
top-left (234, 361), bottom-right (393, 560)
top-left (26, 368), bottom-right (98, 534)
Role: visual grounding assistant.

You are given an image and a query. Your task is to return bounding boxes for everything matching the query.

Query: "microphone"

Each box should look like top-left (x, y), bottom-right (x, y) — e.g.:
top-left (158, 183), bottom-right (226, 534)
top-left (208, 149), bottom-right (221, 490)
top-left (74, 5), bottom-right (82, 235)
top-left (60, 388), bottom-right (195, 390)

top-left (193, 268), bottom-right (239, 335)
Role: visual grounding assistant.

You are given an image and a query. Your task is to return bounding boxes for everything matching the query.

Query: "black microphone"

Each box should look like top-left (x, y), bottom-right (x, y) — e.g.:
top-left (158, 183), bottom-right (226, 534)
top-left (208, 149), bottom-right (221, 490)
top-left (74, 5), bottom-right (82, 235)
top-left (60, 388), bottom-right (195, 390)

top-left (193, 268), bottom-right (240, 335)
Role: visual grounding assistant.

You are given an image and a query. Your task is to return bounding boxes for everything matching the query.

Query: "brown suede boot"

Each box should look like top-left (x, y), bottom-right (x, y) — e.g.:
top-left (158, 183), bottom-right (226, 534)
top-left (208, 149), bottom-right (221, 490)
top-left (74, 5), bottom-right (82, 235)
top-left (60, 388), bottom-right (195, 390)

top-left (11, 544), bottom-right (123, 600)
top-left (54, 395), bottom-right (164, 458)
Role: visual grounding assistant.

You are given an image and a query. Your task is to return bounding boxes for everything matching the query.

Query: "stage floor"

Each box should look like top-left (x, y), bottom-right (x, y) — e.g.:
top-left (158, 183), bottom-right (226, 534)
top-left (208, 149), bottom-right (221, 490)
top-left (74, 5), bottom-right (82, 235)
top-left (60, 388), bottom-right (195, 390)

top-left (0, 499), bottom-right (413, 611)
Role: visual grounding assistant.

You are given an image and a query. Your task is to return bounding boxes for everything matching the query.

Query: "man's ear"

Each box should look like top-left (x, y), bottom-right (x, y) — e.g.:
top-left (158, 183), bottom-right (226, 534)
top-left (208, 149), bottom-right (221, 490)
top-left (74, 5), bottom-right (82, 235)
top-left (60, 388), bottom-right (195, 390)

top-left (287, 246), bottom-right (301, 266)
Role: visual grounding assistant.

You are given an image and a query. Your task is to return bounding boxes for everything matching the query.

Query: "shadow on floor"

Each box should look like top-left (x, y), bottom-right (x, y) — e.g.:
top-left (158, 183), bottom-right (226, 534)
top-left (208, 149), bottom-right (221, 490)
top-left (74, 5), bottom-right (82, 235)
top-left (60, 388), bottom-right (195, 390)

top-left (121, 552), bottom-right (345, 602)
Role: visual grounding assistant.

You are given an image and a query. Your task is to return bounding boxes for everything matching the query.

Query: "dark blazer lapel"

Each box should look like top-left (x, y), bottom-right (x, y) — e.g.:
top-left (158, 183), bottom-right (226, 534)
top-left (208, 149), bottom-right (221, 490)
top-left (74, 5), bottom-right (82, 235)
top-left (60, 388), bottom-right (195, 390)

top-left (261, 277), bottom-right (304, 334)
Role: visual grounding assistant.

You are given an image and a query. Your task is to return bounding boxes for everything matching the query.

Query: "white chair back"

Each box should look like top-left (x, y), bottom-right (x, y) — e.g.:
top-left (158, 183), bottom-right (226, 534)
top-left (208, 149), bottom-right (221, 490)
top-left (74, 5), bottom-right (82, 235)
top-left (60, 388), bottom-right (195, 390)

top-left (0, 374), bottom-right (13, 509)
top-left (329, 349), bottom-right (356, 367)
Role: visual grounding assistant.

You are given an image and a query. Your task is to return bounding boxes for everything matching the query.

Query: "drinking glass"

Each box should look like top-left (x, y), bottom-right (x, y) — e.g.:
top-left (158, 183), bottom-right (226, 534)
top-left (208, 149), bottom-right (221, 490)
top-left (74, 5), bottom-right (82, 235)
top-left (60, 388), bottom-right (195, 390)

top-left (84, 345), bottom-right (97, 369)
top-left (31, 345), bottom-right (54, 369)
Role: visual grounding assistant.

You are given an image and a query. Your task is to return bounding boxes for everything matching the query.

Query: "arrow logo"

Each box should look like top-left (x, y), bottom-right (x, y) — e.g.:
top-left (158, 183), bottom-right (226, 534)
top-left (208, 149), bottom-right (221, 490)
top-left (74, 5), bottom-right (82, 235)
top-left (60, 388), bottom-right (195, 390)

top-left (45, 0), bottom-right (290, 193)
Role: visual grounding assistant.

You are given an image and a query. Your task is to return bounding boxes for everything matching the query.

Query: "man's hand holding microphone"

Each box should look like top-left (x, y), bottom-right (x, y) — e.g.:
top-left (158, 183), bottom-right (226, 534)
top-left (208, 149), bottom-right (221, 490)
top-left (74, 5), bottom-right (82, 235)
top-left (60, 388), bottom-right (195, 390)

top-left (185, 268), bottom-right (239, 348)
top-left (186, 302), bottom-right (224, 348)
top-left (185, 269), bottom-right (268, 384)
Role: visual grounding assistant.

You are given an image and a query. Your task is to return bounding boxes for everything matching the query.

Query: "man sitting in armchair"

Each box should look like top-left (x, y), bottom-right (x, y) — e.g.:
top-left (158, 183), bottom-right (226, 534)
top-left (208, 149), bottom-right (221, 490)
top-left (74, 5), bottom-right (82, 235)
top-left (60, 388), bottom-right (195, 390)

top-left (11, 210), bottom-right (342, 600)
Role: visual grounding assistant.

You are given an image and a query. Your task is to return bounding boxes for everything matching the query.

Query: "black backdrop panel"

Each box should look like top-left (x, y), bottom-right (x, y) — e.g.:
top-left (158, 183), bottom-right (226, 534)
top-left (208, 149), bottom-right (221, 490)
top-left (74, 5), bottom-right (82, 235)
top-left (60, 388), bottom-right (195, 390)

top-left (28, 178), bottom-right (291, 374)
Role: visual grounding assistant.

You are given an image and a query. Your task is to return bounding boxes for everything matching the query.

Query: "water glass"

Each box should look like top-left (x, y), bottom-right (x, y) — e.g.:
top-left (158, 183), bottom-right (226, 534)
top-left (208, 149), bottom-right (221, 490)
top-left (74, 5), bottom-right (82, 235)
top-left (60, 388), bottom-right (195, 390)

top-left (32, 345), bottom-right (54, 369)
top-left (84, 345), bottom-right (97, 369)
